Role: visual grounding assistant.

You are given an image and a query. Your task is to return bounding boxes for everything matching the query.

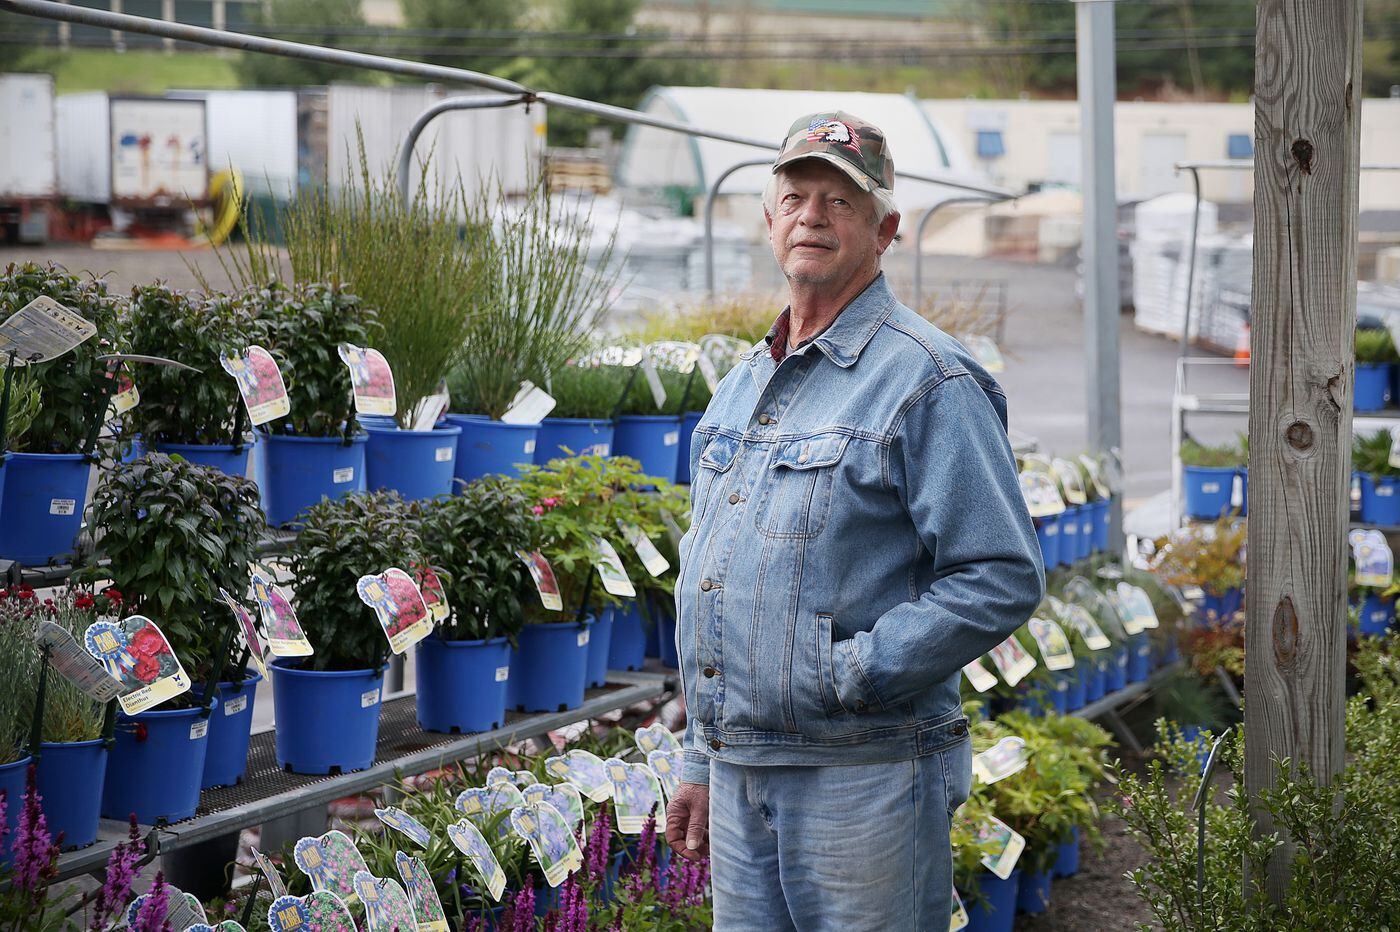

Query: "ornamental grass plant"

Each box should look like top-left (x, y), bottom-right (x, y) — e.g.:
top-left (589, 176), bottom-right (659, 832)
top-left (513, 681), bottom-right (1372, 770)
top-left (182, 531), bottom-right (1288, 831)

top-left (1180, 436), bottom-right (1248, 469)
top-left (1353, 429), bottom-right (1399, 479)
top-left (1355, 326), bottom-right (1399, 364)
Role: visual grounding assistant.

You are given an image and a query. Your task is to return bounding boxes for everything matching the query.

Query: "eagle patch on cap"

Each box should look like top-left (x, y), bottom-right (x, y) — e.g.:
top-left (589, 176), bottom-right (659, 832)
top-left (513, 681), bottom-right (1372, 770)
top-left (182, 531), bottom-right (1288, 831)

top-left (806, 117), bottom-right (861, 155)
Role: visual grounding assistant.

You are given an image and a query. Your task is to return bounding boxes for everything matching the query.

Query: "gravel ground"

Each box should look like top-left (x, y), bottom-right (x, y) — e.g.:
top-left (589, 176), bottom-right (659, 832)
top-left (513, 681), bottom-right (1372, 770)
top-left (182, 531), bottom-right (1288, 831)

top-left (1015, 808), bottom-right (1160, 931)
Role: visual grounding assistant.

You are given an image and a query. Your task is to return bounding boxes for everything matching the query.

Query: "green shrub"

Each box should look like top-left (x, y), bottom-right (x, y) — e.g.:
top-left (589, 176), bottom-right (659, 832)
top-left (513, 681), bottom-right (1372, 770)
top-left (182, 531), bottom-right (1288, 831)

top-left (545, 363), bottom-right (631, 420)
top-left (1354, 429), bottom-right (1400, 478)
top-left (1181, 436), bottom-right (1247, 469)
top-left (1355, 327), bottom-right (1399, 364)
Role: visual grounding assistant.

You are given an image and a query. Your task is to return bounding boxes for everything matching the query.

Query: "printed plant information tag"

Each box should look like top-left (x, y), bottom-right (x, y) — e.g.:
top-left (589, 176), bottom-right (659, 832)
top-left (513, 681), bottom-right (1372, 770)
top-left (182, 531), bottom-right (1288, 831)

top-left (951, 887), bottom-right (970, 931)
top-left (1117, 584), bottom-right (1161, 631)
top-left (516, 550), bottom-right (563, 612)
top-left (249, 569), bottom-right (313, 657)
top-left (986, 635), bottom-right (1037, 688)
top-left (634, 723), bottom-right (682, 754)
top-left (1027, 618), bottom-right (1075, 671)
top-left (84, 616), bottom-right (190, 715)
top-left (221, 345), bottom-right (289, 426)
top-left (292, 831), bottom-right (367, 905)
top-left (35, 621), bottom-right (122, 703)
top-left (502, 381), bottom-right (557, 425)
top-left (592, 537), bottom-right (637, 598)
top-left (125, 886), bottom-right (203, 930)
top-left (0, 296), bottom-right (97, 363)
top-left (410, 563), bottom-right (450, 623)
top-left (976, 816), bottom-right (1026, 880)
top-left (1351, 528), bottom-right (1394, 588)
top-left (646, 749), bottom-right (683, 799)
top-left (218, 587), bottom-right (268, 678)
top-left (510, 802), bottom-right (584, 887)
top-left (351, 871), bottom-right (418, 932)
top-left (374, 807), bottom-right (432, 847)
top-left (357, 567), bottom-right (434, 654)
top-left (251, 847), bottom-right (288, 898)
top-left (544, 749), bottom-right (612, 802)
top-left (1062, 603), bottom-right (1111, 651)
top-left (522, 781), bottom-right (586, 835)
top-left (618, 521), bottom-right (670, 577)
top-left (338, 343), bottom-right (396, 417)
top-left (456, 784), bottom-right (526, 840)
top-left (106, 361), bottom-right (139, 415)
top-left (973, 736), bottom-right (1029, 784)
top-left (604, 758), bottom-right (665, 834)
top-left (961, 658), bottom-right (997, 693)
top-left (395, 853), bottom-right (449, 932)
top-left (1019, 471), bottom-right (1067, 517)
top-left (267, 892), bottom-right (356, 932)
top-left (447, 819), bottom-right (507, 902)
top-left (1052, 458), bottom-right (1088, 505)
top-left (640, 348), bottom-right (667, 410)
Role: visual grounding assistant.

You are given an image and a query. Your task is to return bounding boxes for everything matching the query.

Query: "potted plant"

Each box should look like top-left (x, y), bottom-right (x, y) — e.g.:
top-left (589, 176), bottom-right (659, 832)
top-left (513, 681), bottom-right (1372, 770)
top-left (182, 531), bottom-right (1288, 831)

top-left (1180, 436), bottom-right (1247, 521)
top-left (535, 362), bottom-right (626, 464)
top-left (611, 362), bottom-right (688, 483)
top-left (1354, 327), bottom-right (1397, 412)
top-left (0, 262), bottom-right (125, 565)
top-left (123, 285), bottom-right (259, 476)
top-left (952, 794), bottom-right (1019, 932)
top-left (0, 587), bottom-right (39, 862)
top-left (611, 483), bottom-right (688, 674)
top-left (82, 451), bottom-right (267, 819)
top-left (280, 489), bottom-right (424, 773)
top-left (1152, 517), bottom-right (1247, 623)
top-left (410, 477), bottom-right (534, 734)
top-left (1354, 430), bottom-right (1400, 526)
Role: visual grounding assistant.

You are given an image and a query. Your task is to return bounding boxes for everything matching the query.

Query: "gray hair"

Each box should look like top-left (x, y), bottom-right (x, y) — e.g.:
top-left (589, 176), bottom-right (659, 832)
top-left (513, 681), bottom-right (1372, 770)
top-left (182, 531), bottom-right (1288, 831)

top-left (762, 169), bottom-right (899, 225)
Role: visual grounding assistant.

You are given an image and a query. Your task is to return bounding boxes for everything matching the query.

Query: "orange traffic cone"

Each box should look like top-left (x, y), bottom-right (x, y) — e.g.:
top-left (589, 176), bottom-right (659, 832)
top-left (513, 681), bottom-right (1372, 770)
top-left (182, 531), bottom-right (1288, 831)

top-left (1234, 324), bottom-right (1251, 366)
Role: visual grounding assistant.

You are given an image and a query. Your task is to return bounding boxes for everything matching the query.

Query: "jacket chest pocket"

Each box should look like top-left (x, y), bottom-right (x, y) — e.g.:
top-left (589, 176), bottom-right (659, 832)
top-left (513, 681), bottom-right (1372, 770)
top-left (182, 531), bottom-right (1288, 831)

top-left (753, 432), bottom-right (850, 540)
top-left (692, 433), bottom-right (741, 526)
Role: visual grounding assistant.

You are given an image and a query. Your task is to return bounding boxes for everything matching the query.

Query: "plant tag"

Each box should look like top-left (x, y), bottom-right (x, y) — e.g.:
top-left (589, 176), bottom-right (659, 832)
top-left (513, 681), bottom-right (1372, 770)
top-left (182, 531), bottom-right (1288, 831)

top-left (358, 567), bottom-right (434, 655)
top-left (361, 688), bottom-right (380, 708)
top-left (699, 333), bottom-right (749, 370)
top-left (502, 381), bottom-right (557, 424)
top-left (293, 831), bottom-right (368, 905)
top-left (1027, 618), bottom-right (1075, 671)
top-left (446, 819), bottom-right (507, 902)
top-left (221, 345), bottom-right (290, 426)
top-left (696, 351), bottom-right (719, 392)
top-left (0, 296), bottom-right (96, 363)
top-left (125, 886), bottom-right (204, 930)
top-left (976, 816), bottom-right (1026, 879)
top-left (84, 616), bottom-right (190, 715)
top-left (337, 343), bottom-right (396, 417)
top-left (510, 802), bottom-right (584, 888)
top-left (1230, 473), bottom-right (1244, 508)
top-left (605, 757), bottom-right (665, 833)
top-left (544, 749), bottom-right (612, 802)
top-left (592, 537), bottom-right (636, 597)
top-left (950, 888), bottom-right (970, 931)
top-left (49, 498), bottom-right (75, 516)
top-left (522, 782), bottom-right (586, 837)
top-left (1078, 454), bottom-right (1111, 499)
top-left (267, 892), bottom-right (356, 932)
top-left (646, 749), bottom-right (683, 799)
top-left (409, 388), bottom-right (451, 432)
top-left (249, 570), bottom-right (313, 658)
top-left (410, 563), bottom-right (450, 623)
top-left (634, 723), bottom-right (682, 754)
top-left (190, 718), bottom-right (208, 740)
top-left (351, 872), bottom-right (417, 932)
top-left (1118, 583), bottom-right (1161, 630)
top-left (35, 621), bottom-right (122, 702)
top-left (224, 693), bottom-right (248, 716)
top-left (973, 736), bottom-right (1028, 784)
top-left (577, 628), bottom-right (590, 647)
top-left (1388, 427), bottom-right (1400, 469)
top-left (648, 340), bottom-right (702, 373)
top-left (457, 783), bottom-right (526, 840)
top-left (252, 847), bottom-right (288, 898)
top-left (1350, 528), bottom-right (1394, 587)
top-left (1019, 471), bottom-right (1066, 517)
top-left (332, 466), bottom-right (355, 484)
top-left (1052, 458), bottom-right (1087, 505)
top-left (1063, 604), bottom-right (1112, 651)
top-left (395, 853), bottom-right (449, 932)
top-left (961, 658), bottom-right (997, 693)
top-left (641, 348), bottom-right (667, 409)
top-left (1106, 589), bottom-right (1145, 636)
top-left (618, 521), bottom-right (670, 576)
top-left (960, 333), bottom-right (1005, 373)
top-left (375, 806), bottom-right (432, 847)
top-left (516, 549), bottom-right (563, 611)
top-left (986, 635), bottom-right (1037, 687)
top-left (105, 361), bottom-right (139, 415)
top-left (495, 665), bottom-right (509, 682)
top-left (219, 587), bottom-right (268, 678)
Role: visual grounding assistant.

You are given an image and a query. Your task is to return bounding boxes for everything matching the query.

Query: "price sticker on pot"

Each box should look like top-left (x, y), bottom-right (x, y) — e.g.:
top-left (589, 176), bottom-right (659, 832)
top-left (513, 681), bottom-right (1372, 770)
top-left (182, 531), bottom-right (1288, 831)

top-left (447, 819), bottom-right (506, 902)
top-left (975, 815), bottom-right (1025, 880)
top-left (105, 360), bottom-right (139, 415)
top-left (1387, 426), bottom-right (1400, 469)
top-left (396, 853), bottom-right (450, 932)
top-left (0, 296), bottom-right (97, 363)
top-left (190, 718), bottom-right (208, 740)
top-left (338, 343), bottom-right (396, 417)
top-left (1027, 617), bottom-right (1075, 671)
top-left (1063, 604), bottom-right (1111, 651)
top-left (510, 802), bottom-right (584, 887)
top-left (1019, 471), bottom-right (1066, 517)
top-left (224, 693), bottom-right (248, 716)
top-left (1052, 458), bottom-right (1088, 505)
top-left (986, 634), bottom-right (1037, 688)
top-left (221, 345), bottom-right (289, 426)
top-left (1350, 528), bottom-right (1394, 588)
top-left (618, 521), bottom-right (670, 577)
top-left (516, 549), bottom-right (563, 612)
top-left (219, 587), bottom-right (268, 678)
top-left (36, 621), bottom-right (123, 703)
top-left (960, 333), bottom-right (1005, 373)
top-left (410, 563), bottom-right (450, 623)
top-left (592, 537), bottom-right (636, 598)
top-left (84, 616), bottom-right (191, 716)
top-left (973, 736), bottom-right (1029, 785)
top-left (961, 658), bottom-right (997, 693)
top-left (249, 569), bottom-right (313, 658)
top-left (357, 567), bottom-right (434, 655)
top-left (502, 380), bottom-right (557, 425)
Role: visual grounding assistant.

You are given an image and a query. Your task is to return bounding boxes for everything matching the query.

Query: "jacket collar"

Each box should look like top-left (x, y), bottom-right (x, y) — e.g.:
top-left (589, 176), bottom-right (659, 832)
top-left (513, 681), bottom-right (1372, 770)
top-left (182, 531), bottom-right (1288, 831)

top-left (745, 273), bottom-right (894, 371)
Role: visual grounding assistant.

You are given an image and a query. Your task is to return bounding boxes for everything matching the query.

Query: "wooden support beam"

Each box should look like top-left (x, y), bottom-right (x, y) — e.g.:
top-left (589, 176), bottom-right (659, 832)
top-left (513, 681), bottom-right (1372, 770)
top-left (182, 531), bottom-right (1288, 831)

top-left (1246, 0), bottom-right (1362, 903)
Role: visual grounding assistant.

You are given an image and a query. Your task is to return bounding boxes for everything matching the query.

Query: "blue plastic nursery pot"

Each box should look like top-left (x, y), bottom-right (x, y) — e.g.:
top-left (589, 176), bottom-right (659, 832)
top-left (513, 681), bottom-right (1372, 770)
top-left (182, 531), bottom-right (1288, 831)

top-left (271, 660), bottom-right (384, 775)
top-left (1199, 587), bottom-right (1243, 620)
top-left (612, 415), bottom-right (682, 482)
top-left (1091, 498), bottom-right (1111, 552)
top-left (0, 452), bottom-right (90, 565)
top-left (1058, 505), bottom-right (1081, 566)
top-left (1355, 362), bottom-right (1393, 412)
top-left (1183, 465), bottom-right (1237, 520)
top-left (415, 636), bottom-right (511, 734)
top-left (199, 675), bottom-right (261, 789)
top-left (1078, 507), bottom-right (1095, 560)
top-left (674, 411), bottom-right (705, 484)
top-left (1034, 516), bottom-right (1061, 571)
top-left (535, 417), bottom-right (614, 463)
top-left (1360, 473), bottom-right (1400, 526)
top-left (1359, 593), bottom-right (1395, 637)
top-left (585, 610), bottom-right (614, 689)
top-left (1127, 636), bottom-right (1152, 682)
top-left (0, 754), bottom-right (31, 864)
top-left (445, 414), bottom-right (540, 485)
top-left (655, 599), bottom-right (679, 668)
top-left (512, 620), bottom-right (590, 713)
top-left (1160, 633), bottom-right (1181, 665)
top-left (361, 420), bottom-right (463, 502)
top-left (1238, 469), bottom-right (1249, 517)
top-left (1051, 674), bottom-right (1069, 715)
top-left (36, 740), bottom-right (106, 850)
top-left (964, 869), bottom-right (1020, 932)
top-left (1178, 725), bottom-right (1213, 772)
top-left (1017, 869), bottom-right (1054, 915)
top-left (152, 441), bottom-right (251, 477)
top-left (1108, 646), bottom-right (1129, 692)
top-left (1086, 661), bottom-right (1107, 702)
top-left (607, 600), bottom-right (648, 672)
top-left (1053, 827), bottom-right (1081, 878)
top-left (1065, 661), bottom-right (1088, 711)
top-left (254, 431), bottom-right (366, 527)
top-left (102, 701), bottom-right (215, 824)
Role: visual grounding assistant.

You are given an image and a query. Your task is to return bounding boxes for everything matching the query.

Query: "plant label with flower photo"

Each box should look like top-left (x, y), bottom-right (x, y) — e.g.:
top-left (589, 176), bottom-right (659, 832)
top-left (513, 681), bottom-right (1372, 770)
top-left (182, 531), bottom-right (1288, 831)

top-left (522, 781), bottom-right (585, 834)
top-left (395, 853), bottom-right (448, 932)
top-left (84, 616), bottom-right (190, 715)
top-left (1106, 588), bottom-right (1145, 636)
top-left (618, 521), bottom-right (670, 577)
top-left (337, 343), bottom-right (396, 417)
top-left (634, 723), bottom-right (682, 755)
top-left (187, 923), bottom-right (247, 932)
top-left (961, 658), bottom-right (997, 693)
top-left (410, 563), bottom-right (450, 623)
top-left (544, 749), bottom-right (612, 802)
top-left (959, 333), bottom-right (1005, 374)
top-left (647, 749), bottom-right (683, 799)
top-left (1027, 618), bottom-right (1075, 671)
top-left (950, 886), bottom-right (969, 931)
top-left (351, 871), bottom-right (418, 932)
top-left (357, 567), bottom-right (434, 655)
top-left (252, 847), bottom-right (288, 898)
top-left (446, 819), bottom-right (507, 902)
top-left (1078, 454), bottom-right (1111, 500)
top-left (510, 802), bottom-right (584, 888)
top-left (221, 345), bottom-right (290, 426)
top-left (1052, 458), bottom-right (1088, 505)
top-left (1350, 528), bottom-right (1394, 588)
top-left (1117, 584), bottom-right (1161, 630)
top-left (592, 537), bottom-right (636, 598)
top-left (515, 550), bottom-right (563, 612)
top-left (986, 635), bottom-right (1037, 687)
top-left (1061, 603), bottom-right (1111, 651)
top-left (292, 831), bottom-right (368, 905)
top-left (0, 295), bottom-right (97, 363)
top-left (1019, 471), bottom-right (1066, 518)
top-left (456, 783), bottom-right (526, 839)
top-left (486, 765), bottom-right (518, 787)
top-left (973, 736), bottom-right (1029, 785)
top-left (975, 816), bottom-right (1026, 880)
top-left (374, 806), bottom-right (432, 847)
top-left (105, 360), bottom-right (139, 415)
top-left (125, 887), bottom-right (204, 930)
top-left (501, 380), bottom-right (557, 425)
top-left (604, 757), bottom-right (665, 833)
top-left (36, 621), bottom-right (122, 703)
top-left (267, 892), bottom-right (357, 932)
top-left (218, 588), bottom-right (268, 678)
top-left (249, 569), bottom-right (313, 658)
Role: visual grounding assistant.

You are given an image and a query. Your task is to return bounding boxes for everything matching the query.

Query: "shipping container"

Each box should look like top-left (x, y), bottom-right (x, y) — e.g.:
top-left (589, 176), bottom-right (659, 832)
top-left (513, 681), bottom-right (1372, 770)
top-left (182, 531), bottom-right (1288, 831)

top-left (167, 89), bottom-right (299, 197)
top-left (56, 93), bottom-right (209, 205)
top-left (0, 73), bottom-right (57, 243)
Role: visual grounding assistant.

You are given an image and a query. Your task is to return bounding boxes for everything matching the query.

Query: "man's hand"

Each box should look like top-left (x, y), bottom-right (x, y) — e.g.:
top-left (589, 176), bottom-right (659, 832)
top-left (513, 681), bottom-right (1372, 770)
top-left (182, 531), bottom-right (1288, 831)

top-left (665, 781), bottom-right (710, 861)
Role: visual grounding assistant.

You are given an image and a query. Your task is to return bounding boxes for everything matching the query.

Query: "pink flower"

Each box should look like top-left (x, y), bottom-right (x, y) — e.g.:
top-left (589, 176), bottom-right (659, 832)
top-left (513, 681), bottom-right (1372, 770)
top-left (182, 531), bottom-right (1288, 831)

top-left (532, 506), bottom-right (545, 516)
top-left (541, 497), bottom-right (560, 508)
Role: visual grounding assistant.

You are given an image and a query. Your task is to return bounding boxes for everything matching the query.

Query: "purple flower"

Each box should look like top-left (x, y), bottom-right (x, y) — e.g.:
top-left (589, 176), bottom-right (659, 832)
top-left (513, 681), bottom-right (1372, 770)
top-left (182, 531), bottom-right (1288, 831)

top-left (90, 816), bottom-right (146, 932)
top-left (466, 917), bottom-right (487, 932)
top-left (583, 805), bottom-right (613, 881)
top-left (509, 876), bottom-right (536, 932)
top-left (133, 870), bottom-right (170, 932)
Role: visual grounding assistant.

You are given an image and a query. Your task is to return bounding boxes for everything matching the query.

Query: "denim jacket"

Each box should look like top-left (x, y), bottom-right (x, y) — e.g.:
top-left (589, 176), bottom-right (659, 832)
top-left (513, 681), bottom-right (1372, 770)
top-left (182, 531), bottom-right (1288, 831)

top-left (676, 274), bottom-right (1045, 784)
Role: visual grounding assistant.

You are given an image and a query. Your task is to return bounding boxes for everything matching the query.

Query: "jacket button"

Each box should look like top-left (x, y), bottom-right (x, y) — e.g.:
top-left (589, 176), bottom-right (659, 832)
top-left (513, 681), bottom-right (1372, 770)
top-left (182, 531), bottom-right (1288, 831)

top-left (700, 579), bottom-right (714, 592)
top-left (855, 700), bottom-right (868, 712)
top-left (758, 414), bottom-right (772, 425)
top-left (728, 492), bottom-right (740, 505)
top-left (709, 738), bottom-right (723, 750)
top-left (703, 666), bottom-right (717, 678)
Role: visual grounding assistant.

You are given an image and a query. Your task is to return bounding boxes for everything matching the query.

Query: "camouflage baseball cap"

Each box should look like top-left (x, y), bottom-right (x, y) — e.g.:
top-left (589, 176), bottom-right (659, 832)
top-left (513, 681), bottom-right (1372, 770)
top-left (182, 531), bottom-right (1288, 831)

top-left (773, 111), bottom-right (895, 193)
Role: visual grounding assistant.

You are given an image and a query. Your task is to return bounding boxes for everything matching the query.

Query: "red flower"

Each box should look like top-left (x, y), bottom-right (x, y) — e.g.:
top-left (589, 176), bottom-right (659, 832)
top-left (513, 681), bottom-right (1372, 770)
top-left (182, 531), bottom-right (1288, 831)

top-left (104, 588), bottom-right (123, 605)
top-left (74, 593), bottom-right (95, 611)
top-left (133, 654), bottom-right (161, 684)
top-left (130, 626), bottom-right (167, 659)
top-left (16, 587), bottom-right (35, 601)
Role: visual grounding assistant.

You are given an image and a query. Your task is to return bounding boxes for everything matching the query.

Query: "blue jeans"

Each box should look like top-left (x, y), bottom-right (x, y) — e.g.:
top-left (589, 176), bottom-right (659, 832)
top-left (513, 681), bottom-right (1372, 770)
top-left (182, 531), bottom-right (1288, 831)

top-left (709, 741), bottom-right (972, 931)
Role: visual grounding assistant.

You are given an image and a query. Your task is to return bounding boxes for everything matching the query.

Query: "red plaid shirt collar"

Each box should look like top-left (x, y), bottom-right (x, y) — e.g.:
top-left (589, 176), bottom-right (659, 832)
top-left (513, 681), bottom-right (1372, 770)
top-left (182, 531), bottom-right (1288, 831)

top-left (765, 307), bottom-right (832, 364)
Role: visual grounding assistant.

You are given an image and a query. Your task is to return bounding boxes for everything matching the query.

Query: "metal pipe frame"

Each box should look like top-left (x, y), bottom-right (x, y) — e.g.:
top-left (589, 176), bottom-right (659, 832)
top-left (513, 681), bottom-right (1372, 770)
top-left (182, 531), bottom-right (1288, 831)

top-left (395, 93), bottom-right (525, 200)
top-left (911, 195), bottom-right (1009, 310)
top-left (703, 158), bottom-right (771, 296)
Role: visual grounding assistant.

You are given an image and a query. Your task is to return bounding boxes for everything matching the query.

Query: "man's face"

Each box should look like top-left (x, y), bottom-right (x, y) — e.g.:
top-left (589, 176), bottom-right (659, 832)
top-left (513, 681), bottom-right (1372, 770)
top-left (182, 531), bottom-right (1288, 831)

top-left (766, 160), bottom-right (897, 288)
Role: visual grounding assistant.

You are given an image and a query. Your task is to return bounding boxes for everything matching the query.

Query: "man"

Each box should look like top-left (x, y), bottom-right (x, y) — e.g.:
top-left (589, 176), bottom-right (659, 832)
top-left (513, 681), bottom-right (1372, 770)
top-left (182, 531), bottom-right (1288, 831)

top-left (665, 111), bottom-right (1045, 929)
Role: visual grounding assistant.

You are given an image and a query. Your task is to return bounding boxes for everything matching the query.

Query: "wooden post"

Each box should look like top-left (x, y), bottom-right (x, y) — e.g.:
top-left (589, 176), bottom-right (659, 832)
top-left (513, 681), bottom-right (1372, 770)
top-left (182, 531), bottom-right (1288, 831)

top-left (1245, 0), bottom-right (1362, 903)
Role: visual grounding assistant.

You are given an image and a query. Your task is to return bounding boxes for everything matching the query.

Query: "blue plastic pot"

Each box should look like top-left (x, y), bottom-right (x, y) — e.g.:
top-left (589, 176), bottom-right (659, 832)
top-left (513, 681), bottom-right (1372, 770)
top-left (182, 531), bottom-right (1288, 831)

top-left (1160, 634), bottom-right (1181, 665)
top-left (535, 417), bottom-right (613, 463)
top-left (1359, 593), bottom-right (1395, 637)
top-left (102, 702), bottom-right (215, 824)
top-left (1078, 507), bottom-right (1095, 560)
top-left (1360, 473), bottom-right (1400, 526)
top-left (0, 452), bottom-right (90, 565)
top-left (1017, 869), bottom-right (1053, 915)
top-left (271, 660), bottom-right (383, 775)
top-left (151, 441), bottom-right (250, 477)
top-left (1053, 827), bottom-right (1081, 878)
top-left (1059, 505), bottom-right (1081, 566)
top-left (200, 675), bottom-right (260, 789)
top-left (1199, 587), bottom-right (1243, 620)
top-left (253, 431), bottom-right (366, 527)
top-left (0, 754), bottom-right (31, 864)
top-left (964, 869), bottom-right (1020, 932)
top-left (1238, 469), bottom-right (1249, 517)
top-left (1356, 362), bottom-right (1392, 412)
top-left (607, 600), bottom-right (648, 672)
top-left (512, 620), bottom-right (590, 713)
top-left (1183, 465), bottom-right (1236, 520)
top-left (445, 414), bottom-right (540, 485)
top-left (1087, 661), bottom-right (1107, 702)
top-left (654, 598), bottom-right (678, 668)
top-left (1127, 636), bottom-right (1152, 682)
top-left (1091, 498), bottom-right (1111, 551)
top-left (1034, 516), bottom-right (1061, 571)
top-left (612, 415), bottom-right (682, 482)
top-left (362, 420), bottom-right (462, 501)
top-left (36, 740), bottom-right (106, 850)
top-left (1178, 724), bottom-right (1213, 772)
top-left (1065, 661), bottom-right (1088, 711)
top-left (415, 636), bottom-right (511, 734)
top-left (585, 610), bottom-right (613, 689)
top-left (1051, 674), bottom-right (1069, 715)
top-left (1109, 646), bottom-right (1128, 692)
top-left (674, 411), bottom-right (705, 484)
